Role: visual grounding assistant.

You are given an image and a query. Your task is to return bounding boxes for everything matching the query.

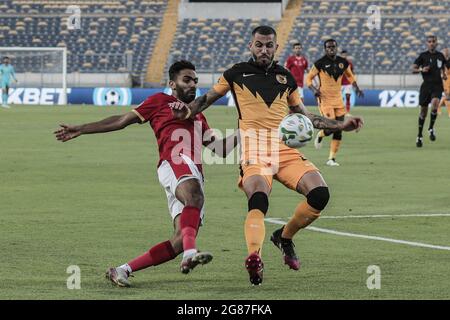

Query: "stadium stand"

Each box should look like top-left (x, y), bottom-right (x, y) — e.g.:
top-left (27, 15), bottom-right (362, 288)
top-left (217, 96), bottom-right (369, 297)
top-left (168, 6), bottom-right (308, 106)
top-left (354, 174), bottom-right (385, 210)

top-left (1, 0), bottom-right (449, 86)
top-left (279, 0), bottom-right (450, 74)
top-left (167, 18), bottom-right (279, 75)
top-left (0, 0), bottom-right (167, 83)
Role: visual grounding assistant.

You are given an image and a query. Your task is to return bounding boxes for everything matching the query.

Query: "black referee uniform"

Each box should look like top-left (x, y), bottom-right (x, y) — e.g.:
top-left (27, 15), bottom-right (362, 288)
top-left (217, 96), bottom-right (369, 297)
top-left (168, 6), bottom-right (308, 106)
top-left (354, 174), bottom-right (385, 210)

top-left (414, 50), bottom-right (446, 107)
top-left (414, 50), bottom-right (446, 146)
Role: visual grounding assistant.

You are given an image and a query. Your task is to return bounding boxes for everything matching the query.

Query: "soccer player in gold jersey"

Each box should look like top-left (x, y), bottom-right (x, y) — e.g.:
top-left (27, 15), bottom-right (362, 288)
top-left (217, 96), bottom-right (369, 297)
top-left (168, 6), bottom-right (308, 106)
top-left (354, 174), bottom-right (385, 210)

top-left (170, 26), bottom-right (363, 285)
top-left (306, 39), bottom-right (363, 166)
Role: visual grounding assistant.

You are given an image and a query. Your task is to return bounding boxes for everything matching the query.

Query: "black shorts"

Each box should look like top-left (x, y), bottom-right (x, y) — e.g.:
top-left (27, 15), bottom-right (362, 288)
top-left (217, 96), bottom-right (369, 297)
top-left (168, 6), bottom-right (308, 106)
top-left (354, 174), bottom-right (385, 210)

top-left (419, 82), bottom-right (443, 107)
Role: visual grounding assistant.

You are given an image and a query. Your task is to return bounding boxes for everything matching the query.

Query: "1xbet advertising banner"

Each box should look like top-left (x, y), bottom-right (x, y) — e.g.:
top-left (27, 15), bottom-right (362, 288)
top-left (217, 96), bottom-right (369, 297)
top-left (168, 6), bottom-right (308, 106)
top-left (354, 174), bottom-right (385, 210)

top-left (2, 87), bottom-right (430, 108)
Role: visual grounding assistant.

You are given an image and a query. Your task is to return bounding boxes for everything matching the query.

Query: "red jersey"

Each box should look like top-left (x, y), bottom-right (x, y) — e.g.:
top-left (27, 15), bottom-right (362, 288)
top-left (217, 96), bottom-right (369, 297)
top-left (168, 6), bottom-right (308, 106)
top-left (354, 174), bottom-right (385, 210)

top-left (342, 60), bottom-right (354, 85)
top-left (285, 55), bottom-right (308, 88)
top-left (132, 93), bottom-right (210, 170)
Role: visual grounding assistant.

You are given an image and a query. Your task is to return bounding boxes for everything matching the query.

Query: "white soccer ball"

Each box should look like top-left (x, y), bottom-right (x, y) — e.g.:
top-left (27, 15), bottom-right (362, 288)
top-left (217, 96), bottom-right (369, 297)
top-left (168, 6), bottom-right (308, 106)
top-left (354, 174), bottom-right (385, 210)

top-left (279, 113), bottom-right (314, 148)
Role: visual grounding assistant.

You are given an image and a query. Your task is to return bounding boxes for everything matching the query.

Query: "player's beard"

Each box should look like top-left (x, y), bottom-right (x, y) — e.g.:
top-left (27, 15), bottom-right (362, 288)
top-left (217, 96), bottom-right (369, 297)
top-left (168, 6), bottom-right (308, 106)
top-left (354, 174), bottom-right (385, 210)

top-left (176, 87), bottom-right (196, 104)
top-left (252, 53), bottom-right (273, 68)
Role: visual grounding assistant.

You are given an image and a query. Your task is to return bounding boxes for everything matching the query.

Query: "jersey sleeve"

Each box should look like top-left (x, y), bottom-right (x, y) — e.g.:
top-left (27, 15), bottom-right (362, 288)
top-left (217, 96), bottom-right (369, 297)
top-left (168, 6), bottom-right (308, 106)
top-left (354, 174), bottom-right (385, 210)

top-left (213, 69), bottom-right (234, 95)
top-left (343, 65), bottom-right (356, 83)
top-left (414, 54), bottom-right (424, 66)
top-left (285, 57), bottom-right (292, 70)
top-left (132, 95), bottom-right (158, 123)
top-left (305, 64), bottom-right (319, 87)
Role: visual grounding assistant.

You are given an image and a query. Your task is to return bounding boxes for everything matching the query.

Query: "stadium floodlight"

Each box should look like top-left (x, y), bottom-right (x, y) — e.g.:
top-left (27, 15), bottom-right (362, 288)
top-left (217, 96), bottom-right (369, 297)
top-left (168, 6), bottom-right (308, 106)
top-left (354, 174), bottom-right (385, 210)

top-left (0, 47), bottom-right (67, 104)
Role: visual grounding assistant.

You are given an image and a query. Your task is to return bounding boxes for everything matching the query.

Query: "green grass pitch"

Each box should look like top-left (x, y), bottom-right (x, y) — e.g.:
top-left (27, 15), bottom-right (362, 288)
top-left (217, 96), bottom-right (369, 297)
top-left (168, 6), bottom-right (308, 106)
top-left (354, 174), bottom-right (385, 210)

top-left (1, 105), bottom-right (449, 299)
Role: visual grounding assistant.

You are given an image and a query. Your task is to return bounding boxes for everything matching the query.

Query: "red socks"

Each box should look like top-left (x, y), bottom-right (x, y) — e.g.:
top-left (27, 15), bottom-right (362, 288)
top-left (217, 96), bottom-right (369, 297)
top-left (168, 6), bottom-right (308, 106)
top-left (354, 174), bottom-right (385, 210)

top-left (128, 240), bottom-right (176, 272)
top-left (179, 206), bottom-right (201, 251)
top-left (126, 206), bottom-right (200, 273)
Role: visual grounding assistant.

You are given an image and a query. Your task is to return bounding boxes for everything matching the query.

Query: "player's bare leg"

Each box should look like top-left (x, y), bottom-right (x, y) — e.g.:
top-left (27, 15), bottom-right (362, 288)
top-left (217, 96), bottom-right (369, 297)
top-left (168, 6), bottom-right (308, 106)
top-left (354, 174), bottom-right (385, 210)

top-left (417, 105), bottom-right (428, 147)
top-left (242, 175), bottom-right (270, 285)
top-left (175, 178), bottom-right (212, 274)
top-left (345, 94), bottom-right (351, 113)
top-left (438, 96), bottom-right (444, 115)
top-left (428, 98), bottom-right (440, 141)
top-left (271, 171), bottom-right (329, 270)
top-left (106, 216), bottom-right (184, 287)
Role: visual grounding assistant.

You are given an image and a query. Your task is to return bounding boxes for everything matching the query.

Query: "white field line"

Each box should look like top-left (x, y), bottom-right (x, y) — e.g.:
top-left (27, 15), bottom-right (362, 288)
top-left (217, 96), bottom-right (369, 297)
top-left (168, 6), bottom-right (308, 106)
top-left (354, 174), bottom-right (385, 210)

top-left (265, 218), bottom-right (450, 251)
top-left (314, 213), bottom-right (450, 219)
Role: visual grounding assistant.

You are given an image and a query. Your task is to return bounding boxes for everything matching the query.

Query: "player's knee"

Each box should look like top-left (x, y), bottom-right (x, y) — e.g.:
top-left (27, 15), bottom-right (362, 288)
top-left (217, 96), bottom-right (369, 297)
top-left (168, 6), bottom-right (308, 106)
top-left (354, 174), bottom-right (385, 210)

top-left (306, 186), bottom-right (330, 211)
top-left (332, 131), bottom-right (342, 140)
top-left (248, 191), bottom-right (269, 215)
top-left (185, 191), bottom-right (204, 209)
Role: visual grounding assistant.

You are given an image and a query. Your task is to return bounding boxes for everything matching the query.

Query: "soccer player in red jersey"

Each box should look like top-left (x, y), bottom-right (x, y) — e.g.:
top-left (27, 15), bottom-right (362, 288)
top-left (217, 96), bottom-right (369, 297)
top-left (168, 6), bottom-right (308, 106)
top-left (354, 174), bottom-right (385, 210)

top-left (54, 61), bottom-right (237, 287)
top-left (285, 42), bottom-right (308, 101)
top-left (340, 50), bottom-right (354, 113)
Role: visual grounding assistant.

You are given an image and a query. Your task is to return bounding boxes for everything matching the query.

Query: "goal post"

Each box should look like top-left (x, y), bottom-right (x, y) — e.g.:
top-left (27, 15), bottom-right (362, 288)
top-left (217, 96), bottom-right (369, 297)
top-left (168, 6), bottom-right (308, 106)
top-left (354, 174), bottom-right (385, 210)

top-left (0, 47), bottom-right (67, 105)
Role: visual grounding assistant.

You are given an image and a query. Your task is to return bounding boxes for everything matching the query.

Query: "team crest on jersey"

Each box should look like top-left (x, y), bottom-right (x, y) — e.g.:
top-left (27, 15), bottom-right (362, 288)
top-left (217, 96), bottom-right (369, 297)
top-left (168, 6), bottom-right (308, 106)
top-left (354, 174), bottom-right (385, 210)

top-left (276, 74), bottom-right (287, 84)
top-left (338, 63), bottom-right (344, 69)
top-left (437, 60), bottom-right (442, 68)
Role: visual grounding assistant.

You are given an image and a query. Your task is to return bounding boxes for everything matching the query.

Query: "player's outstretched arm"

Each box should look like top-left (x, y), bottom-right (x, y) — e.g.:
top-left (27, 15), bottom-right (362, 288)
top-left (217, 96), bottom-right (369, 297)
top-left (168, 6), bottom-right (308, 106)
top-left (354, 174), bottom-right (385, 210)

top-left (203, 130), bottom-right (239, 158)
top-left (54, 112), bottom-right (141, 142)
top-left (170, 88), bottom-right (224, 120)
top-left (289, 103), bottom-right (364, 132)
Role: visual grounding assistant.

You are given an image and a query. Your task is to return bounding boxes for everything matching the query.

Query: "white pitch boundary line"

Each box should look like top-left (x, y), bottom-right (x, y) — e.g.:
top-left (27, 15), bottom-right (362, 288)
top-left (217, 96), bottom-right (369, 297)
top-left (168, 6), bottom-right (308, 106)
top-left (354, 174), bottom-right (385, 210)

top-left (309, 213), bottom-right (450, 219)
top-left (265, 218), bottom-right (450, 251)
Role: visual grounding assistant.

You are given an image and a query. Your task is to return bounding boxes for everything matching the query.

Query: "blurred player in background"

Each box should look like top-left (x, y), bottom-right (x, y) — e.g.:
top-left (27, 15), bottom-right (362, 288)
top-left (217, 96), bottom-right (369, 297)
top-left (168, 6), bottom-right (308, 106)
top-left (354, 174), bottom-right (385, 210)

top-left (285, 42), bottom-right (308, 102)
top-left (0, 56), bottom-right (18, 109)
top-left (171, 26), bottom-right (364, 285)
top-left (306, 39), bottom-right (363, 166)
top-left (340, 50), bottom-right (354, 113)
top-left (54, 61), bottom-right (237, 287)
top-left (437, 47), bottom-right (450, 117)
top-left (412, 36), bottom-right (447, 147)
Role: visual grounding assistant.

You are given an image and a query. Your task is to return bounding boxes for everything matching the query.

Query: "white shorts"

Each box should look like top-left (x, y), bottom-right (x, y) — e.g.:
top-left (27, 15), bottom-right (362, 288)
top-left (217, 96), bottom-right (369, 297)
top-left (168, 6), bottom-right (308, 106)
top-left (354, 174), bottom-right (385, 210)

top-left (157, 154), bottom-right (205, 223)
top-left (342, 84), bottom-right (353, 95)
top-left (297, 87), bottom-right (304, 98)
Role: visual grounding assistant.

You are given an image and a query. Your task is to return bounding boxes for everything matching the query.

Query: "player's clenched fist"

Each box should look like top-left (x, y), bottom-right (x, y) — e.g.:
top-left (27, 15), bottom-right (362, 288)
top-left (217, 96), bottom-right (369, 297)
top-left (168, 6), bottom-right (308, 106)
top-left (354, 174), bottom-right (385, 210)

top-left (169, 101), bottom-right (191, 120)
top-left (341, 116), bottom-right (364, 132)
top-left (54, 124), bottom-right (81, 142)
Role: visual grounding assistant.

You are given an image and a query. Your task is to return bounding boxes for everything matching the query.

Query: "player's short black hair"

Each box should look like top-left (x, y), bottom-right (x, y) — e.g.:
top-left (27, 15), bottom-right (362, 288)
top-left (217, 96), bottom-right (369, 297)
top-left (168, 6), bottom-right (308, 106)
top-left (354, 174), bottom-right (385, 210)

top-left (3, 56), bottom-right (9, 60)
top-left (426, 35), bottom-right (437, 41)
top-left (293, 42), bottom-right (302, 48)
top-left (341, 50), bottom-right (348, 54)
top-left (252, 25), bottom-right (277, 38)
top-left (168, 60), bottom-right (196, 81)
top-left (324, 38), bottom-right (337, 48)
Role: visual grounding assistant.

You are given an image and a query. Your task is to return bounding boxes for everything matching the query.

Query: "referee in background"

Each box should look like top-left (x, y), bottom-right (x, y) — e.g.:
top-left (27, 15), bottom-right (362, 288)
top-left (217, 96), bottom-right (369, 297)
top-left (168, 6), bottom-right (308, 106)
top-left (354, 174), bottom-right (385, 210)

top-left (412, 35), bottom-right (447, 147)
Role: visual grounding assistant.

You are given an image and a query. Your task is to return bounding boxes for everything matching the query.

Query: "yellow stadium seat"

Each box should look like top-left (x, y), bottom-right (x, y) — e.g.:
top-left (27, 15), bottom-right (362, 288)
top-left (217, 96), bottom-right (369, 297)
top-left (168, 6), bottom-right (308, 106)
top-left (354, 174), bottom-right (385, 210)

top-left (376, 51), bottom-right (386, 57)
top-left (363, 42), bottom-right (373, 49)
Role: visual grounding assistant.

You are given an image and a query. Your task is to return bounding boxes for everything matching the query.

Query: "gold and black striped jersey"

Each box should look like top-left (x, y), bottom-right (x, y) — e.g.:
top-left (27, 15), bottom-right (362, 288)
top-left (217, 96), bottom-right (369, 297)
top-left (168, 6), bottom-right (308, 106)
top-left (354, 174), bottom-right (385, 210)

top-left (213, 59), bottom-right (301, 131)
top-left (306, 55), bottom-right (355, 108)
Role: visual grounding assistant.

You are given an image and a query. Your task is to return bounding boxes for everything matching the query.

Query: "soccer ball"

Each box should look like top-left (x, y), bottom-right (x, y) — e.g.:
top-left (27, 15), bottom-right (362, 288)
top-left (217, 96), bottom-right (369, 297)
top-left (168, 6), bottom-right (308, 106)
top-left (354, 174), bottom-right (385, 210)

top-left (279, 113), bottom-right (314, 148)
